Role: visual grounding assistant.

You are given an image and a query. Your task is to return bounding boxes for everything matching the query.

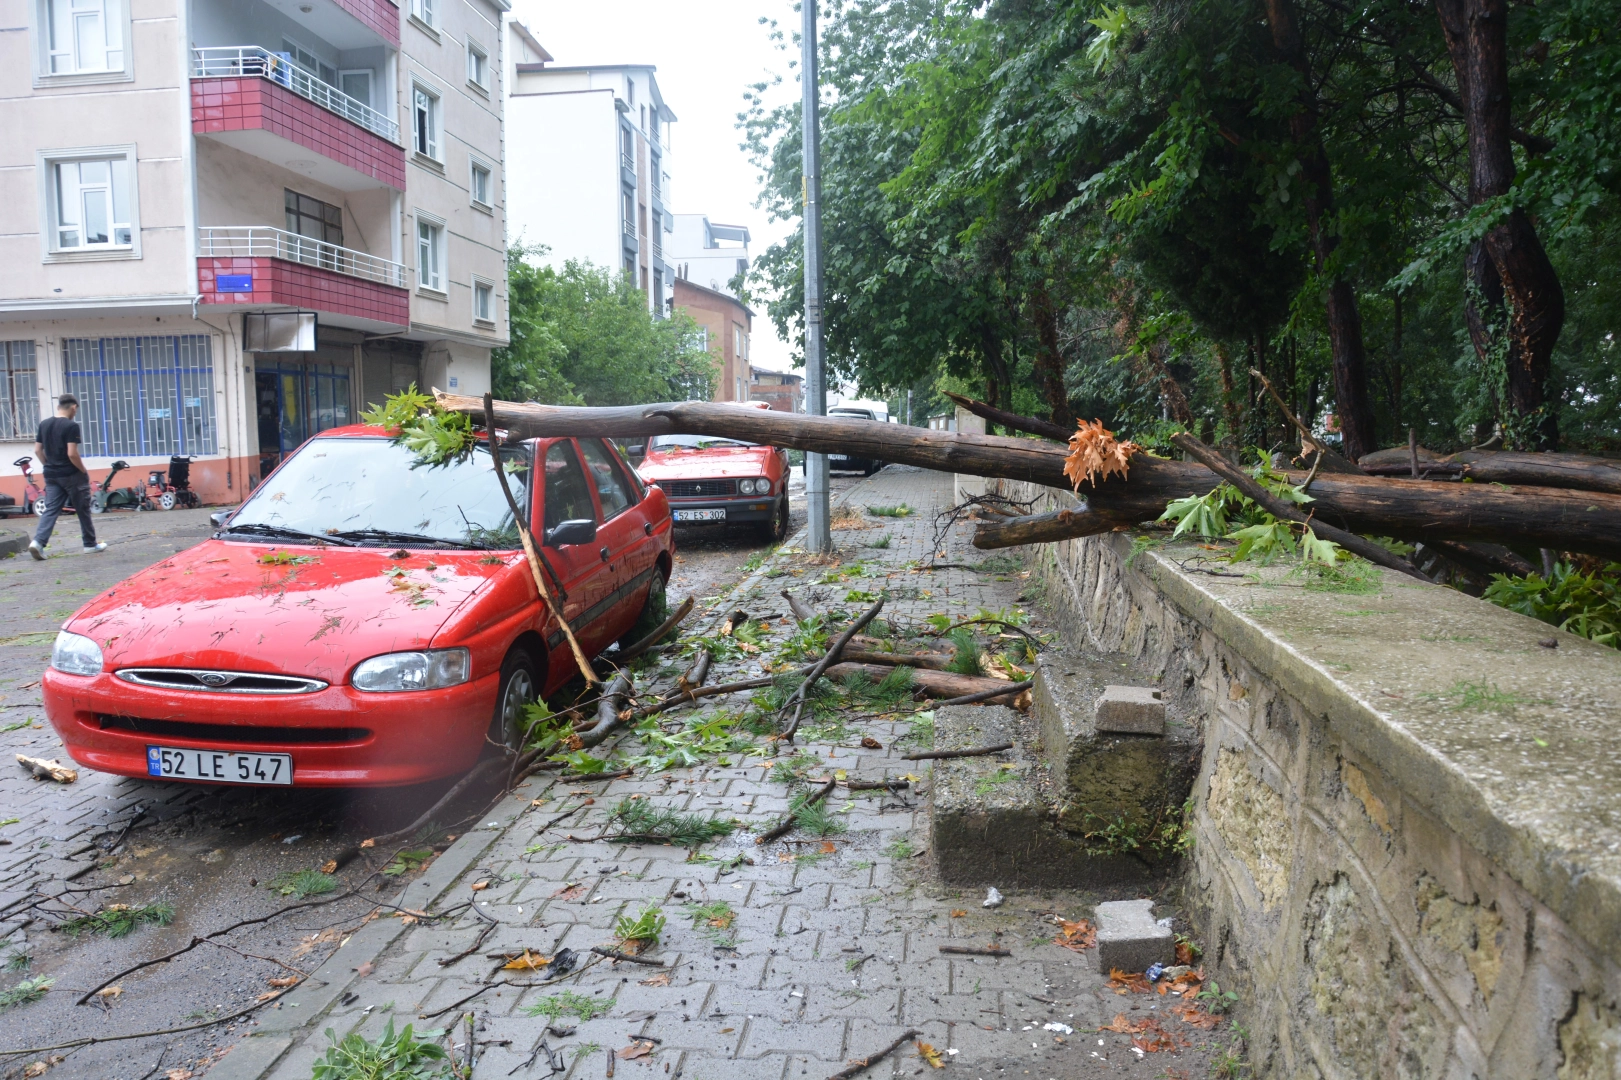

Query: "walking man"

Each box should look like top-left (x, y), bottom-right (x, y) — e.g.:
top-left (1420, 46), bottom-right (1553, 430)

top-left (29, 394), bottom-right (106, 559)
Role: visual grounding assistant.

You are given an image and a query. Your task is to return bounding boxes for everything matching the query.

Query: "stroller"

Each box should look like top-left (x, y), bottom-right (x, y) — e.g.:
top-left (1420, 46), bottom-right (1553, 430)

top-left (145, 456), bottom-right (201, 510)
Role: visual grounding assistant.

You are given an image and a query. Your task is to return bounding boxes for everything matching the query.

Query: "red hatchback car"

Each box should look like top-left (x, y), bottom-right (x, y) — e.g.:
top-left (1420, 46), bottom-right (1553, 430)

top-left (41, 427), bottom-right (673, 788)
top-left (636, 404), bottom-right (791, 542)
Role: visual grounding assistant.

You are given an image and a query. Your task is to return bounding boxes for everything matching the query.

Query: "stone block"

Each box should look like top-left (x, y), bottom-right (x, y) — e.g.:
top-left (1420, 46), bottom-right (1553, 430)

top-left (1093, 899), bottom-right (1173, 973)
top-left (1095, 685), bottom-right (1165, 734)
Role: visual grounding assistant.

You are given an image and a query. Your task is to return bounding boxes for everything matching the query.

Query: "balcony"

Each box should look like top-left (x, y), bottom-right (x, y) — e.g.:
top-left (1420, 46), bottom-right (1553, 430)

top-left (192, 48), bottom-right (406, 192)
top-left (197, 226), bottom-right (409, 332)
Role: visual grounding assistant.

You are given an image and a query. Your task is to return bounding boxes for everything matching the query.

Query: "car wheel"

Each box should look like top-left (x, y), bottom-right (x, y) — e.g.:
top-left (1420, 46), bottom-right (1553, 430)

top-left (755, 493), bottom-right (789, 542)
top-left (489, 647), bottom-right (538, 753)
top-left (619, 567), bottom-right (669, 650)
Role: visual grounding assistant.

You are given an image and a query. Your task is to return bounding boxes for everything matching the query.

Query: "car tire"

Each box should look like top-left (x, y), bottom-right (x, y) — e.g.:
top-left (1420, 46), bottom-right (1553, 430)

top-left (489, 647), bottom-right (538, 753)
top-left (755, 493), bottom-right (789, 542)
top-left (619, 567), bottom-right (669, 650)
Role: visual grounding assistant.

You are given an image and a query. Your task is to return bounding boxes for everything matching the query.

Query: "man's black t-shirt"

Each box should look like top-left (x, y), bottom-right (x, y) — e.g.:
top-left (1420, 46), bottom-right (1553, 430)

top-left (37, 416), bottom-right (84, 482)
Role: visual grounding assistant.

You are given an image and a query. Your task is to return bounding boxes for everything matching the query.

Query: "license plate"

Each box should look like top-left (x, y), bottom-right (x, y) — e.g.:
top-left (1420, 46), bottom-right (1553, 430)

top-left (673, 509), bottom-right (726, 522)
top-left (146, 746), bottom-right (293, 785)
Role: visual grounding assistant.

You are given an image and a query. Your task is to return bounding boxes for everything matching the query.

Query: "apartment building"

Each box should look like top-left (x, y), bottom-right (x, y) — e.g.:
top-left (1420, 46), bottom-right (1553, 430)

top-left (672, 276), bottom-right (750, 403)
top-left (506, 38), bottom-right (674, 315)
top-left (0, 0), bottom-right (509, 506)
top-left (750, 365), bottom-right (802, 413)
top-left (668, 214), bottom-right (749, 298)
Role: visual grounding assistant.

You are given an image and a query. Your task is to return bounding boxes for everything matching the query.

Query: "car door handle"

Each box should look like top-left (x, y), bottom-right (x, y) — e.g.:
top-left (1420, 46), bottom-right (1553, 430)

top-left (600, 546), bottom-right (610, 562)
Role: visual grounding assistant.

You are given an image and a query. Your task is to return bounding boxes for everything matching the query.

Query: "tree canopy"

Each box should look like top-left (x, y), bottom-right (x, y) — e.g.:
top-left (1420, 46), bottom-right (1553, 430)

top-left (744, 0), bottom-right (1621, 457)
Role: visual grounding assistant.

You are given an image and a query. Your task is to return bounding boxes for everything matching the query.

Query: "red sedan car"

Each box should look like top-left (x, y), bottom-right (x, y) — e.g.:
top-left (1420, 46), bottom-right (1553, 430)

top-left (41, 427), bottom-right (673, 787)
top-left (636, 404), bottom-right (790, 542)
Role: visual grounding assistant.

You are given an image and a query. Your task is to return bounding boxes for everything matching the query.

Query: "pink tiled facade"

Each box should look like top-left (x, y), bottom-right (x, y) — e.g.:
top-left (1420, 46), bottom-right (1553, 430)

top-left (192, 77), bottom-right (406, 190)
top-left (198, 257), bottom-right (410, 328)
top-left (333, 0), bottom-right (400, 47)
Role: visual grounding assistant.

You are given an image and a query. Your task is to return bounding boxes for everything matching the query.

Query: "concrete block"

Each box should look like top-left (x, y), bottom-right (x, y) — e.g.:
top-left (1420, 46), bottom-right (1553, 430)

top-left (1095, 685), bottom-right (1165, 735)
top-left (1094, 899), bottom-right (1173, 973)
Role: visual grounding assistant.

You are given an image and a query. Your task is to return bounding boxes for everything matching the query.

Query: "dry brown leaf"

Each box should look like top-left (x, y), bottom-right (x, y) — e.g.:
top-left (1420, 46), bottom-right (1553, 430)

top-left (255, 990), bottom-right (282, 1003)
top-left (319, 860), bottom-right (338, 874)
top-left (22, 1057), bottom-right (64, 1079)
top-left (470, 881), bottom-right (489, 891)
top-left (949, 909), bottom-right (968, 918)
top-left (268, 976), bottom-right (300, 988)
top-left (1100, 1013), bottom-right (1151, 1034)
top-left (1171, 1003), bottom-right (1220, 1029)
top-left (551, 883), bottom-right (588, 901)
top-left (1174, 940), bottom-right (1197, 966)
top-left (164, 1070), bottom-right (193, 1080)
top-left (1106, 968), bottom-right (1152, 994)
top-left (502, 950), bottom-right (552, 971)
top-left (359, 838), bottom-right (375, 849)
top-left (617, 1041), bottom-right (654, 1060)
top-left (639, 971), bottom-right (671, 987)
top-left (93, 985), bottom-right (122, 1000)
top-left (860, 736), bottom-right (883, 749)
top-left (353, 960), bottom-right (374, 978)
top-left (1054, 917), bottom-right (1097, 952)
top-left (1062, 419), bottom-right (1140, 490)
top-left (916, 1041), bottom-right (945, 1069)
top-left (819, 840), bottom-right (837, 854)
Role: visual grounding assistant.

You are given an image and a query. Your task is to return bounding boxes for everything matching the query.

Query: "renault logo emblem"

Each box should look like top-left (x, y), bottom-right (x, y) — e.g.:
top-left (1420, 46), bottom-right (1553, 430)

top-left (198, 672), bottom-right (234, 687)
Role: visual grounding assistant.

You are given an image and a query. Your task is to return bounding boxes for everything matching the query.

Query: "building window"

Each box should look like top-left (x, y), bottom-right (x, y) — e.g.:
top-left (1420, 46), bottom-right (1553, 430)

top-left (43, 150), bottom-right (135, 254)
top-left (282, 37), bottom-right (335, 86)
top-left (62, 336), bottom-right (217, 457)
top-left (44, 0), bottom-right (123, 76)
top-left (466, 40), bottom-right (488, 88)
top-left (620, 126), bottom-right (635, 172)
top-left (409, 0), bottom-right (434, 29)
top-left (473, 278), bottom-right (494, 324)
top-left (735, 376), bottom-right (744, 402)
top-left (470, 160), bottom-right (491, 208)
top-left (416, 215), bottom-right (444, 293)
top-left (412, 82), bottom-right (441, 160)
top-left (621, 187), bottom-right (635, 238)
top-left (284, 189), bottom-right (342, 245)
top-left (0, 343), bottom-right (40, 442)
top-left (339, 69), bottom-right (372, 106)
top-left (734, 325), bottom-right (748, 361)
top-left (652, 269), bottom-right (663, 315)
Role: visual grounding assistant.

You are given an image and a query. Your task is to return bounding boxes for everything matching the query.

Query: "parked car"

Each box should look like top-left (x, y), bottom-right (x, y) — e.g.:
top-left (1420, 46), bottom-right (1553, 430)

top-left (826, 405), bottom-right (888, 475)
top-left (40, 427), bottom-right (673, 788)
top-left (636, 402), bottom-right (791, 541)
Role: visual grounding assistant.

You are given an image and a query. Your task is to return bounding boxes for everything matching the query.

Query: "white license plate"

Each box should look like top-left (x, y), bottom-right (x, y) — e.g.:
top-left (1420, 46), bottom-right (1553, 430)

top-left (146, 746), bottom-right (293, 785)
top-left (673, 509), bottom-right (726, 522)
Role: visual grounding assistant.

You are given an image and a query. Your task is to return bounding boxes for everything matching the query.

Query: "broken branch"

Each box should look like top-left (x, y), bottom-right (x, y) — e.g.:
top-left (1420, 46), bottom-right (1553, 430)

top-left (782, 597), bottom-right (886, 743)
top-left (929, 682), bottom-right (1035, 709)
top-left (614, 596), bottom-right (694, 663)
top-left (938, 945), bottom-right (1012, 957)
top-left (901, 743), bottom-right (1013, 762)
top-left (758, 776), bottom-right (837, 844)
top-left (825, 1029), bottom-right (923, 1080)
top-left (782, 590), bottom-right (818, 624)
top-left (590, 946), bottom-right (666, 966)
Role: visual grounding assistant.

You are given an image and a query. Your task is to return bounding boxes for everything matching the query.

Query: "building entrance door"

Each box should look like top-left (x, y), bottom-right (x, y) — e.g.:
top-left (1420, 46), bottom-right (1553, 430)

top-left (253, 355), bottom-right (352, 477)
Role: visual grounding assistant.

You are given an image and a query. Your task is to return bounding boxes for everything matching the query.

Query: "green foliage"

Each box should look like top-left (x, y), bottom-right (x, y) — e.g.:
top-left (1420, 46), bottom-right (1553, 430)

top-left (59, 901), bottom-right (173, 939)
top-left (945, 628), bottom-right (984, 676)
top-left (790, 794), bottom-right (848, 838)
top-left (769, 753), bottom-right (822, 785)
top-left (973, 766), bottom-right (1016, 796)
top-left (1080, 798), bottom-right (1195, 859)
top-left (1199, 981), bottom-right (1240, 1015)
top-left (838, 665), bottom-right (916, 711)
top-left (614, 904), bottom-right (667, 947)
top-left (523, 991), bottom-right (615, 1025)
top-left (1159, 486), bottom-right (1240, 540)
top-left (687, 901), bottom-right (738, 945)
top-left (884, 836), bottom-right (917, 860)
top-left (0, 975), bottom-right (52, 1012)
top-left (311, 1019), bottom-right (449, 1080)
top-left (492, 247), bottom-right (717, 406)
top-left (359, 387), bottom-right (477, 467)
top-left (865, 504), bottom-right (914, 518)
top-left (381, 849), bottom-right (434, 877)
top-left (1484, 562), bottom-right (1621, 647)
top-left (866, 534), bottom-right (892, 549)
top-left (269, 869), bottom-right (337, 900)
top-left (899, 710), bottom-right (935, 749)
top-left (602, 799), bottom-right (735, 847)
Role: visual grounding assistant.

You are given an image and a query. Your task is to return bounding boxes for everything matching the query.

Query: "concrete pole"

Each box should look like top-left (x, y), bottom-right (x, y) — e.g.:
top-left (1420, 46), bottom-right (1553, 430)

top-left (801, 0), bottom-right (831, 554)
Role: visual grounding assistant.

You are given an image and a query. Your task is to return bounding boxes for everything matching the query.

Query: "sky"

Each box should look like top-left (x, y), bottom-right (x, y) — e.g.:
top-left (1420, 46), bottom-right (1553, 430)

top-left (507, 0), bottom-right (803, 372)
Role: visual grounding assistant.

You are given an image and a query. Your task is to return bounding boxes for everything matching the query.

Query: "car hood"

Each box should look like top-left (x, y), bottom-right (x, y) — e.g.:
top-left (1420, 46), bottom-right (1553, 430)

top-left (639, 445), bottom-right (775, 481)
top-left (64, 540), bottom-right (515, 684)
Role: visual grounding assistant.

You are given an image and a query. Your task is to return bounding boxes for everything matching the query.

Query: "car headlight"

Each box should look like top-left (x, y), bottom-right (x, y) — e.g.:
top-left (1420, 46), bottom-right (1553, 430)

top-left (739, 478), bottom-right (769, 495)
top-left (51, 632), bottom-right (104, 677)
top-left (737, 478), bottom-right (755, 495)
top-left (352, 648), bottom-right (471, 692)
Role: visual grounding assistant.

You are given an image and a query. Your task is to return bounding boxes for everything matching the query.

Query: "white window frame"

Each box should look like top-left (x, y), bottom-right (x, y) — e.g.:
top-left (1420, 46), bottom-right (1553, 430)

top-left (338, 68), bottom-right (373, 108)
top-left (465, 38), bottom-right (489, 90)
top-left (411, 79), bottom-right (442, 162)
top-left (415, 211), bottom-right (446, 295)
top-left (37, 144), bottom-right (140, 262)
top-left (408, 0), bottom-right (436, 31)
top-left (34, 0), bottom-right (132, 86)
top-left (471, 276), bottom-right (495, 326)
top-left (469, 157), bottom-right (493, 211)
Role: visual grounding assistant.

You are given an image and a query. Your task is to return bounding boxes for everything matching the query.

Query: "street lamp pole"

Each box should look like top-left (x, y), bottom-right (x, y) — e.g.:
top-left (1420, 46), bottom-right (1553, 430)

top-left (801, 0), bottom-right (831, 554)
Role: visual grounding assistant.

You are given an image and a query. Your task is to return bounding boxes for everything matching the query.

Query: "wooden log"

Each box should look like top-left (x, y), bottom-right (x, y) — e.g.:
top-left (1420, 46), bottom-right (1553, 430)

top-left (841, 647), bottom-right (955, 671)
top-left (615, 596), bottom-right (694, 663)
top-left (782, 590), bottom-right (818, 624)
top-left (440, 394), bottom-right (1621, 560)
top-left (1367, 448), bottom-right (1621, 498)
top-left (942, 391), bottom-right (1070, 442)
top-left (824, 663), bottom-right (1030, 706)
top-left (971, 505), bottom-right (1137, 549)
top-left (576, 671), bottom-right (633, 749)
top-left (901, 742), bottom-right (1013, 761)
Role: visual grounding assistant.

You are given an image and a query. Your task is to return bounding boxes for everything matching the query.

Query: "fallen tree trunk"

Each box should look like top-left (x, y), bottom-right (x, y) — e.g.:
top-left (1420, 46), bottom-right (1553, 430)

top-left (824, 663), bottom-right (1031, 707)
top-left (942, 391), bottom-right (1070, 442)
top-left (841, 647), bottom-right (956, 671)
top-left (440, 393), bottom-right (1621, 560)
top-left (1360, 447), bottom-right (1621, 498)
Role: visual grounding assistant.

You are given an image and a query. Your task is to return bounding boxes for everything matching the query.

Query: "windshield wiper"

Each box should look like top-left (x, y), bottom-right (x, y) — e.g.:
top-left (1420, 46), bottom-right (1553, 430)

top-left (328, 528), bottom-right (487, 550)
top-left (219, 522), bottom-right (360, 547)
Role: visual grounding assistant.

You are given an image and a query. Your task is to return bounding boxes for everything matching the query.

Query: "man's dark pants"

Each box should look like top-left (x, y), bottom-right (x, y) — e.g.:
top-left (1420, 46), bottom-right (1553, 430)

top-left (33, 475), bottom-right (97, 549)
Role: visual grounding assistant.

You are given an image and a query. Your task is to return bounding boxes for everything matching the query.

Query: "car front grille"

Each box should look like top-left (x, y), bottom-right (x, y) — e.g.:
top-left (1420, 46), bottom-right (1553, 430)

top-left (97, 715), bottom-right (369, 745)
top-left (663, 479), bottom-right (738, 498)
top-left (114, 668), bottom-right (328, 694)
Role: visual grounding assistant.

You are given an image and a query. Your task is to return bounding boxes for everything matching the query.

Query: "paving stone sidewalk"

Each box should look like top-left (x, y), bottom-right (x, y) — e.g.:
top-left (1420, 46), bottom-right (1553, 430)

top-left (225, 468), bottom-right (1224, 1080)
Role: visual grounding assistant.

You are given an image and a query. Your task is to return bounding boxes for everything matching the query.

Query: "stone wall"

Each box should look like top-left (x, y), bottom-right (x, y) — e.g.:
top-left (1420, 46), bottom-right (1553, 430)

top-left (1006, 482), bottom-right (1621, 1079)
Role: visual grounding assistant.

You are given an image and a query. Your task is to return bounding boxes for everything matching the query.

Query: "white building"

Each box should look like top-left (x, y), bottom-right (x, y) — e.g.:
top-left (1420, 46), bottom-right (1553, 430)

top-left (669, 215), bottom-right (749, 298)
top-left (505, 33), bottom-right (675, 314)
top-left (0, 0), bottom-right (511, 505)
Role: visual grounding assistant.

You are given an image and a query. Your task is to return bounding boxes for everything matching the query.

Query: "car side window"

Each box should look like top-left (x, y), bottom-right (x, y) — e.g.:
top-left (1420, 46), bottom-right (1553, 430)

top-left (579, 438), bottom-right (633, 520)
top-left (543, 441), bottom-right (597, 531)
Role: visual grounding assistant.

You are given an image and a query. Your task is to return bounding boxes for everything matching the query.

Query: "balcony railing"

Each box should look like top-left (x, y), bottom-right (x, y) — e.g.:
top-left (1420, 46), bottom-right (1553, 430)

top-left (622, 217), bottom-right (637, 239)
top-left (621, 151), bottom-right (636, 173)
top-left (192, 47), bottom-right (400, 144)
top-left (199, 226), bottom-right (408, 289)
top-left (652, 237), bottom-right (663, 260)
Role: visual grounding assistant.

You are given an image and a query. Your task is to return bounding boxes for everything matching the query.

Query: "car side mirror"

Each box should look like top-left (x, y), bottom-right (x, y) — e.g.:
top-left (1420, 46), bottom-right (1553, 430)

top-left (545, 518), bottom-right (597, 547)
top-left (210, 509), bottom-right (233, 528)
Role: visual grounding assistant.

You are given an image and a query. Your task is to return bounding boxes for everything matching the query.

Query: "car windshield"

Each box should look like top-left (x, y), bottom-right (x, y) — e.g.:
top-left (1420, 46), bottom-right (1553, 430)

top-left (648, 434), bottom-right (756, 450)
top-left (228, 437), bottom-right (530, 549)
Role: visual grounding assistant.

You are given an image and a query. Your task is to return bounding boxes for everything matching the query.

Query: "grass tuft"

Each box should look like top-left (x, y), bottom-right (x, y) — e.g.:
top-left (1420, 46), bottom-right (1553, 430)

top-left (59, 902), bottom-right (173, 939)
top-left (790, 794), bottom-right (847, 838)
top-left (310, 1018), bottom-right (448, 1080)
top-left (523, 991), bottom-right (615, 1023)
top-left (269, 869), bottom-right (338, 900)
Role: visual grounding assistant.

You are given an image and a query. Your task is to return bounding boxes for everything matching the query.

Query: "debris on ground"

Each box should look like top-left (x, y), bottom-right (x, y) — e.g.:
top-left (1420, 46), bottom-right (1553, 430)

top-left (15, 755), bottom-right (76, 783)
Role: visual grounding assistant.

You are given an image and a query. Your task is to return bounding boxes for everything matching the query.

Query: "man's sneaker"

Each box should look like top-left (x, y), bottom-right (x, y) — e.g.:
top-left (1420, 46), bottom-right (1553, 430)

top-left (28, 541), bottom-right (45, 561)
top-left (83, 542), bottom-right (107, 553)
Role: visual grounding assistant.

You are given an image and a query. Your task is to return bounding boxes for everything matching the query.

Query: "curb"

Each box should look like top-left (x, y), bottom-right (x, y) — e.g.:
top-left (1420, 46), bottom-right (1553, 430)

top-left (0, 533), bottom-right (28, 559)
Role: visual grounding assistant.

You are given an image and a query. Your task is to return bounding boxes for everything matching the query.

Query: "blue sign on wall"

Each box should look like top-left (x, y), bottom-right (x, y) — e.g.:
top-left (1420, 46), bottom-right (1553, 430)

top-left (217, 274), bottom-right (254, 293)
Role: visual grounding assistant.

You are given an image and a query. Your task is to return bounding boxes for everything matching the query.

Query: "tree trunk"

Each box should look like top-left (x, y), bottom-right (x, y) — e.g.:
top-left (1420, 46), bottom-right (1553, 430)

top-left (1265, 0), bottom-right (1378, 461)
top-left (1215, 343), bottom-right (1241, 443)
top-left (1029, 287), bottom-right (1074, 431)
top-left (1435, 0), bottom-right (1565, 450)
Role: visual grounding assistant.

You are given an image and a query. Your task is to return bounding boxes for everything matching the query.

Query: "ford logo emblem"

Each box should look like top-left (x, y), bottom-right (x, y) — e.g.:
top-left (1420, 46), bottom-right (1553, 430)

top-left (198, 672), bottom-right (232, 687)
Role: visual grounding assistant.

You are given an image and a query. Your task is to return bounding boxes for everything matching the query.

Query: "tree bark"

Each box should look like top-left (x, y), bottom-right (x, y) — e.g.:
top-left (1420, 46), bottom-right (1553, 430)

top-left (943, 391), bottom-right (1070, 442)
top-left (1435, 0), bottom-right (1565, 450)
top-left (1029, 287), bottom-right (1075, 431)
top-left (1266, 0), bottom-right (1377, 461)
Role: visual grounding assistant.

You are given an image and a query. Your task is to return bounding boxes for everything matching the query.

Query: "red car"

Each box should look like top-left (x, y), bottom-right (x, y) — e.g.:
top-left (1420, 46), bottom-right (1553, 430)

top-left (636, 404), bottom-right (791, 542)
top-left (41, 427), bottom-right (673, 788)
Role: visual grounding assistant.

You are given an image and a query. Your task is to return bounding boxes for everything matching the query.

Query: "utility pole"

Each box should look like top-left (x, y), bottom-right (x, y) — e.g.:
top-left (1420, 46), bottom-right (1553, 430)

top-left (801, 0), bottom-right (831, 554)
